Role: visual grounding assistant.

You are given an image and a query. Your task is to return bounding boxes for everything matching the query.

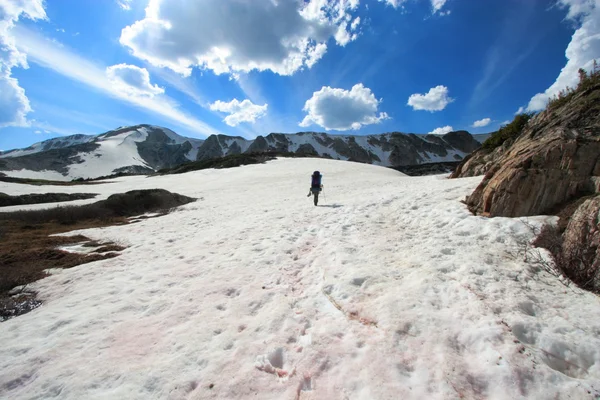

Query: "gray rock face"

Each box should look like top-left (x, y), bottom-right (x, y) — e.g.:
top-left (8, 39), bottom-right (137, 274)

top-left (194, 135), bottom-right (224, 162)
top-left (442, 130), bottom-right (482, 154)
top-left (246, 136), bottom-right (269, 153)
top-left (561, 195), bottom-right (600, 293)
top-left (135, 127), bottom-right (195, 170)
top-left (455, 83), bottom-right (600, 217)
top-left (296, 143), bottom-right (318, 156)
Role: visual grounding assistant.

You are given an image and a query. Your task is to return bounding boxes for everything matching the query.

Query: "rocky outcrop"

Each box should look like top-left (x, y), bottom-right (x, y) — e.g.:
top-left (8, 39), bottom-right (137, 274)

top-left (195, 135), bottom-right (225, 161)
top-left (135, 128), bottom-right (194, 170)
top-left (331, 136), bottom-right (378, 163)
top-left (265, 133), bottom-right (291, 152)
top-left (296, 143), bottom-right (318, 156)
top-left (456, 83), bottom-right (600, 217)
top-left (436, 130), bottom-right (481, 154)
top-left (246, 136), bottom-right (269, 153)
top-left (561, 195), bottom-right (600, 293)
top-left (228, 141), bottom-right (242, 155)
top-left (450, 145), bottom-right (506, 178)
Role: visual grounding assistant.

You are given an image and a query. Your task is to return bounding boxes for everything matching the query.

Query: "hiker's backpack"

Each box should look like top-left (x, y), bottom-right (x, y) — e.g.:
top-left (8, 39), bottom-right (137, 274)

top-left (311, 171), bottom-right (322, 187)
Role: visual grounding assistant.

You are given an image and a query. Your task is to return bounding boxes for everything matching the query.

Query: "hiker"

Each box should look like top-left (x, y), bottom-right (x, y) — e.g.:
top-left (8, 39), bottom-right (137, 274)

top-left (307, 171), bottom-right (323, 206)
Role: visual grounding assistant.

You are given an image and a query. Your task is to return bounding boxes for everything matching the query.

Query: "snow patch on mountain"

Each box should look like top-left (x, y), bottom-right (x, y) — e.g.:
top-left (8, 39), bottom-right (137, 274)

top-left (223, 137), bottom-right (252, 153)
top-left (67, 129), bottom-right (152, 179)
top-left (0, 134), bottom-right (96, 158)
top-left (286, 133), bottom-right (335, 156)
top-left (353, 135), bottom-right (393, 166)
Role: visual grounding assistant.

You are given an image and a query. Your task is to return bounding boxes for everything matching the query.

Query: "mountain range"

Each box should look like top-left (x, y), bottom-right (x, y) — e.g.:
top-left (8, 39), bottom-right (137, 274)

top-left (0, 125), bottom-right (484, 180)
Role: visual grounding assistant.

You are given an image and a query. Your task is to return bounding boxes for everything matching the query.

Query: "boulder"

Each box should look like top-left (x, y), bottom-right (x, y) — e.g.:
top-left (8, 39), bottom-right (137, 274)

top-left (466, 128), bottom-right (600, 216)
top-left (561, 195), bottom-right (600, 293)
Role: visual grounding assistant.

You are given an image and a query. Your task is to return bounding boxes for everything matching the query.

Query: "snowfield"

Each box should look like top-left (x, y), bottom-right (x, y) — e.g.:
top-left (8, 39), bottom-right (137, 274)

top-left (1, 158), bottom-right (599, 399)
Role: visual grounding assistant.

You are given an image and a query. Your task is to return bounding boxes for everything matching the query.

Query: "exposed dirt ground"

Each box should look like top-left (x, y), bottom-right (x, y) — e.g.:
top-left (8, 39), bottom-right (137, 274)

top-left (0, 218), bottom-right (127, 321)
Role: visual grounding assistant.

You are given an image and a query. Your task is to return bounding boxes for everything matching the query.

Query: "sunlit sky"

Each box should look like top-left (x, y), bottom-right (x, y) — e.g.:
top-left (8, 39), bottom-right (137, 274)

top-left (1, 0), bottom-right (598, 150)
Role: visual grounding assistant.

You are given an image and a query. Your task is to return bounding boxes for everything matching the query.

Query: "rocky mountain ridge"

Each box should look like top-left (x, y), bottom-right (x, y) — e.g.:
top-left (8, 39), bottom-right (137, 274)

top-left (0, 125), bottom-right (481, 180)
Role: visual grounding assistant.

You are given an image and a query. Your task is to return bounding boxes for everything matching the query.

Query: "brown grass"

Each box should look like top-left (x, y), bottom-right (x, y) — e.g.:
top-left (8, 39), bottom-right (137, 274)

top-left (0, 189), bottom-right (196, 321)
top-left (0, 217), bottom-right (127, 321)
top-left (532, 222), bottom-right (599, 294)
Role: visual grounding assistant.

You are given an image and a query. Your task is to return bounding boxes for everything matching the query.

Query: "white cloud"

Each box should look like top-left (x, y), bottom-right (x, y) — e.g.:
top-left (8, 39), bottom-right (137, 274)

top-left (557, 0), bottom-right (597, 20)
top-left (209, 99), bottom-right (268, 127)
top-left (407, 85), bottom-right (454, 112)
top-left (526, 0), bottom-right (600, 111)
top-left (13, 26), bottom-right (222, 137)
top-left (119, 0), bottom-right (360, 77)
top-left (472, 118), bottom-right (492, 128)
top-left (429, 125), bottom-right (453, 135)
top-left (300, 83), bottom-right (389, 131)
top-left (431, 0), bottom-right (449, 14)
top-left (379, 0), bottom-right (449, 14)
top-left (106, 64), bottom-right (164, 97)
top-left (117, 0), bottom-right (132, 10)
top-left (0, 0), bottom-right (46, 129)
top-left (378, 0), bottom-right (406, 7)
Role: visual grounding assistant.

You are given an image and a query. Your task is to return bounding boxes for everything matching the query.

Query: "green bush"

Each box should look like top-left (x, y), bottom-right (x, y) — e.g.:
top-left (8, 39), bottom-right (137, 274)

top-left (481, 113), bottom-right (533, 151)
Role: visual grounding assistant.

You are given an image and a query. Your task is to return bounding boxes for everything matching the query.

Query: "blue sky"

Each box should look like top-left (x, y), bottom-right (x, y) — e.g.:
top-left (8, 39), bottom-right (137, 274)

top-left (0, 0), bottom-right (598, 151)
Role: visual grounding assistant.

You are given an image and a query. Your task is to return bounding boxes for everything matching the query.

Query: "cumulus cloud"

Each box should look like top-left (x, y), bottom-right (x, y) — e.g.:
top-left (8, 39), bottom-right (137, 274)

top-left (526, 0), bottom-right (600, 111)
top-left (120, 0), bottom-right (360, 77)
top-left (209, 99), bottom-right (268, 127)
top-left (300, 83), bottom-right (389, 131)
top-left (407, 85), bottom-right (454, 112)
top-left (106, 64), bottom-right (164, 97)
top-left (0, 0), bottom-right (46, 128)
top-left (472, 118), bottom-right (491, 128)
top-left (429, 125), bottom-right (453, 135)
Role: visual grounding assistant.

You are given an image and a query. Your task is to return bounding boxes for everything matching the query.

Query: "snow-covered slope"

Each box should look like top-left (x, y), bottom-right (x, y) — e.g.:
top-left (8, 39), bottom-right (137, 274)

top-left (0, 125), bottom-right (204, 180)
top-left (0, 159), bottom-right (599, 399)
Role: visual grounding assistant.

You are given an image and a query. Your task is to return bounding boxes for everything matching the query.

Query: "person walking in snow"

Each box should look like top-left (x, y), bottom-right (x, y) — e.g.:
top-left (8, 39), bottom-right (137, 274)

top-left (307, 171), bottom-right (323, 206)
